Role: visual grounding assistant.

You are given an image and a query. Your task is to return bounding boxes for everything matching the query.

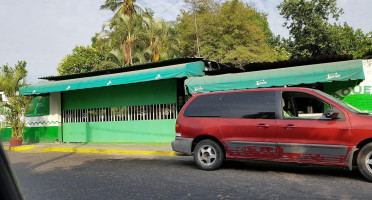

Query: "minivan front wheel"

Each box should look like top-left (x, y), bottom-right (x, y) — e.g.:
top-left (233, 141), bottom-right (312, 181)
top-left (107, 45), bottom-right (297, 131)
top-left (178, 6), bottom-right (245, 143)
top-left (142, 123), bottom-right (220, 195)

top-left (357, 143), bottom-right (372, 181)
top-left (193, 139), bottom-right (224, 170)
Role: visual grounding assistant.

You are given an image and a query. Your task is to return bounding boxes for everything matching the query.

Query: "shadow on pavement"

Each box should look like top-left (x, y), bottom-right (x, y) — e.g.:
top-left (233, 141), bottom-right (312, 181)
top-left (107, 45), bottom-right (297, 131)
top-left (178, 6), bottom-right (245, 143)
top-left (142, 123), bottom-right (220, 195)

top-left (221, 159), bottom-right (366, 181)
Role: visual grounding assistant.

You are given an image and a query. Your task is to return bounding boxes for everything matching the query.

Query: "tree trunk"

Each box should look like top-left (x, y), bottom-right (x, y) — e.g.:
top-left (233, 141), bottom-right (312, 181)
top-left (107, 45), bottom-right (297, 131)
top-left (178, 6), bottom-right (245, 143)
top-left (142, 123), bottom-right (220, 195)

top-left (153, 51), bottom-right (160, 62)
top-left (129, 44), bottom-right (133, 66)
top-left (190, 0), bottom-right (201, 57)
top-left (123, 42), bottom-right (130, 66)
top-left (193, 12), bottom-right (201, 57)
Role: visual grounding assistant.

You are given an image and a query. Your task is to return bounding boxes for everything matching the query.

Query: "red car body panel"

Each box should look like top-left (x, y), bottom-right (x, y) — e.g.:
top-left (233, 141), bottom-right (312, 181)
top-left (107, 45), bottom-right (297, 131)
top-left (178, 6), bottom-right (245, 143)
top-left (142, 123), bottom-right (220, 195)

top-left (349, 114), bottom-right (372, 145)
top-left (276, 118), bottom-right (351, 166)
top-left (177, 117), bottom-right (224, 141)
top-left (175, 87), bottom-right (372, 168)
top-left (220, 118), bottom-right (277, 160)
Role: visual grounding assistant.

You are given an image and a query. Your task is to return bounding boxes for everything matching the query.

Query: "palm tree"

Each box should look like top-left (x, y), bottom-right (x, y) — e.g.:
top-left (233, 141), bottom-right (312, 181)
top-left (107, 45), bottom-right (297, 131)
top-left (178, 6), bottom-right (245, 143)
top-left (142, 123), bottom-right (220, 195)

top-left (0, 61), bottom-right (30, 142)
top-left (97, 14), bottom-right (146, 66)
top-left (100, 49), bottom-right (126, 69)
top-left (98, 1), bottom-right (178, 65)
top-left (143, 18), bottom-right (170, 62)
top-left (100, 0), bottom-right (144, 17)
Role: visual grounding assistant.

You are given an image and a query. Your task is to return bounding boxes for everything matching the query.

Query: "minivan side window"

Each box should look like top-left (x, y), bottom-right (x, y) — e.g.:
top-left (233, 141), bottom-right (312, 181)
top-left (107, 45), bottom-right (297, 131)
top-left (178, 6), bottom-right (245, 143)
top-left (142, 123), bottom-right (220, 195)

top-left (282, 91), bottom-right (343, 120)
top-left (183, 94), bottom-right (221, 117)
top-left (221, 91), bottom-right (276, 119)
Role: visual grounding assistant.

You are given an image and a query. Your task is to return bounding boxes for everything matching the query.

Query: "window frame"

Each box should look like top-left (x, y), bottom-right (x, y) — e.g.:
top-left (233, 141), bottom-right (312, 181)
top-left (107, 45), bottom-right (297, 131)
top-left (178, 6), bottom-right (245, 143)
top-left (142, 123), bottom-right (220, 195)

top-left (219, 91), bottom-right (279, 120)
top-left (183, 94), bottom-right (222, 118)
top-left (279, 91), bottom-right (345, 121)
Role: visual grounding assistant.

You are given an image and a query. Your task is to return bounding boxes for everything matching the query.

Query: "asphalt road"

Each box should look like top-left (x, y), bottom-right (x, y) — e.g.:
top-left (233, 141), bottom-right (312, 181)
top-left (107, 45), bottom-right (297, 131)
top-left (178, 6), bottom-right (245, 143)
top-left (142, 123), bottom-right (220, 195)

top-left (6, 151), bottom-right (372, 200)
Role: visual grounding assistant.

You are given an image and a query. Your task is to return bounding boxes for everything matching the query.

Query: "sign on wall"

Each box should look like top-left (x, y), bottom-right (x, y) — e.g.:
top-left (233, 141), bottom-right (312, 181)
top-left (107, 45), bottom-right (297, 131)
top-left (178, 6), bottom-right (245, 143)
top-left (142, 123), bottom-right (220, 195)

top-left (26, 96), bottom-right (50, 117)
top-left (325, 60), bottom-right (372, 113)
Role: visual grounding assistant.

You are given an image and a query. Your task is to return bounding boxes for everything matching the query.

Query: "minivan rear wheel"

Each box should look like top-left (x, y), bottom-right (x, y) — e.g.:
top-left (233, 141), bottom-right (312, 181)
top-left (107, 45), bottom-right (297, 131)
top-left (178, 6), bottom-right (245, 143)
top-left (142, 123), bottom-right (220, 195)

top-left (193, 139), bottom-right (224, 170)
top-left (357, 143), bottom-right (372, 182)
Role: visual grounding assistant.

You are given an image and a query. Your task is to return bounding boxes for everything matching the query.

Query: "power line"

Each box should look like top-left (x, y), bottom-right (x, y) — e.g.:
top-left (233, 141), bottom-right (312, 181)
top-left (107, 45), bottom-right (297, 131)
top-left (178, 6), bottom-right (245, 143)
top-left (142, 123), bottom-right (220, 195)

top-left (158, 0), bottom-right (180, 16)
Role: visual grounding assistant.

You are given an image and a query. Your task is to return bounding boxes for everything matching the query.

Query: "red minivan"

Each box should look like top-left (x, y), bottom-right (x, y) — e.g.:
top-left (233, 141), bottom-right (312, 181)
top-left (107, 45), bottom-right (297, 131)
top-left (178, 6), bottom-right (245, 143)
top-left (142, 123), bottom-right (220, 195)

top-left (172, 87), bottom-right (372, 181)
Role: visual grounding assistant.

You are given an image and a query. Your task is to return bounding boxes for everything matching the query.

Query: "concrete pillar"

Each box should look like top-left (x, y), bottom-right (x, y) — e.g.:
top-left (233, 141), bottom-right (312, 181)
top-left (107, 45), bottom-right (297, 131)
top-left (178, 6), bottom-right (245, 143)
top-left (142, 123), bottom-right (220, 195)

top-left (50, 92), bottom-right (61, 122)
top-left (49, 92), bottom-right (62, 141)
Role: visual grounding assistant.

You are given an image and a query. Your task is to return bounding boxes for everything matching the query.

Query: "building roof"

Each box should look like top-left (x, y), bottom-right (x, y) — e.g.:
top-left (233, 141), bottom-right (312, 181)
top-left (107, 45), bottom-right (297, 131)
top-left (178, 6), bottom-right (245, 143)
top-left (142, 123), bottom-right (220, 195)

top-left (40, 57), bottom-right (205, 81)
top-left (22, 55), bottom-right (362, 95)
top-left (185, 59), bottom-right (364, 94)
top-left (205, 55), bottom-right (354, 75)
top-left (20, 61), bottom-right (205, 95)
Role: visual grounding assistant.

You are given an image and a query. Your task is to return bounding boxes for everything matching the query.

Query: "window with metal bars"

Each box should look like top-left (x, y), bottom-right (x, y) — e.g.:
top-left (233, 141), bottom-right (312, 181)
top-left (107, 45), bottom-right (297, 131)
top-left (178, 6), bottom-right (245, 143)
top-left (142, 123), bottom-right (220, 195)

top-left (62, 103), bottom-right (177, 123)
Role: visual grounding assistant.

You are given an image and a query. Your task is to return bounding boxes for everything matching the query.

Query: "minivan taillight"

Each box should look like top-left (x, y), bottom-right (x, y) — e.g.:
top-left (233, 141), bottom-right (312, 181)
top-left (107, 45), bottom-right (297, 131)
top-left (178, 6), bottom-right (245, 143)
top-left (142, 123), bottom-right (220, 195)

top-left (175, 123), bottom-right (182, 137)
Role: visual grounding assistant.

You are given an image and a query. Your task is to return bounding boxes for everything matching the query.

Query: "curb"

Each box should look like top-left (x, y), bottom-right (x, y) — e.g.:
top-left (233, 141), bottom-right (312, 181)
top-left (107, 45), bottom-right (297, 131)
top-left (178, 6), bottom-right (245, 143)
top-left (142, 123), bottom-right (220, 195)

top-left (39, 147), bottom-right (178, 156)
top-left (3, 145), bottom-right (35, 151)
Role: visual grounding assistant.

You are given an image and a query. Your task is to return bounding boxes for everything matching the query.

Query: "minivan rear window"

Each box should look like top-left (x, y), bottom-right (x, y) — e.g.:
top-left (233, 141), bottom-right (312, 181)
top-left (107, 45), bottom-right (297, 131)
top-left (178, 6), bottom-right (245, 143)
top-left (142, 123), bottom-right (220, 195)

top-left (184, 94), bottom-right (222, 117)
top-left (221, 91), bottom-right (276, 119)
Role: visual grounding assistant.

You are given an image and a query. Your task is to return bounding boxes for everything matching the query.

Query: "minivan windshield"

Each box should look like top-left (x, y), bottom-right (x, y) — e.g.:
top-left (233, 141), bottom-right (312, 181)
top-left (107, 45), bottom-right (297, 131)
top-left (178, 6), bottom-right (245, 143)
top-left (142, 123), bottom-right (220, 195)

top-left (314, 90), bottom-right (369, 114)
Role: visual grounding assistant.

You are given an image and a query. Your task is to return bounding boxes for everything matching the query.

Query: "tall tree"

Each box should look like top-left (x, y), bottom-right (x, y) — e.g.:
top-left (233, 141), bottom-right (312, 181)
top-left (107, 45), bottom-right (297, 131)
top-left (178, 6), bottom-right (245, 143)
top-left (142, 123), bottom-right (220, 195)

top-left (100, 0), bottom-right (144, 17)
top-left (58, 1), bottom-right (186, 74)
top-left (57, 45), bottom-right (108, 75)
top-left (143, 18), bottom-right (173, 62)
top-left (96, 6), bottom-right (177, 67)
top-left (97, 14), bottom-right (146, 66)
top-left (184, 0), bottom-right (210, 57)
top-left (176, 0), bottom-right (289, 64)
top-left (278, 0), bottom-right (372, 58)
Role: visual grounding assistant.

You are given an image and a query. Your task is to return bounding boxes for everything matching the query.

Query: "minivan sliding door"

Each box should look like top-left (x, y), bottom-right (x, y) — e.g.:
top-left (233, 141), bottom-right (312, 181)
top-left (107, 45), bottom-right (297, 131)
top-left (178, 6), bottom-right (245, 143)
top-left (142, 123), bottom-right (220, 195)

top-left (220, 91), bottom-right (279, 160)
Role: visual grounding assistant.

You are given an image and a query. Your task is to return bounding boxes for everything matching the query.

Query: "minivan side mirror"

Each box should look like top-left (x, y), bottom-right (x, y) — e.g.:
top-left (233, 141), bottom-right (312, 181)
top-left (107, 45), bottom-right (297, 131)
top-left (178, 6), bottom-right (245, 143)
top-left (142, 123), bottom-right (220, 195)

top-left (324, 109), bottom-right (339, 119)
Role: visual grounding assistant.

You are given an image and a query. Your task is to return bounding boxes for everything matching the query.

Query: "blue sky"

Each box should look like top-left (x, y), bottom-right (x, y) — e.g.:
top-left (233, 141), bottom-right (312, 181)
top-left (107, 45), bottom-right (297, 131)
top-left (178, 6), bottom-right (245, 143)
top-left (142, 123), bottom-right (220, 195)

top-left (0, 0), bottom-right (371, 83)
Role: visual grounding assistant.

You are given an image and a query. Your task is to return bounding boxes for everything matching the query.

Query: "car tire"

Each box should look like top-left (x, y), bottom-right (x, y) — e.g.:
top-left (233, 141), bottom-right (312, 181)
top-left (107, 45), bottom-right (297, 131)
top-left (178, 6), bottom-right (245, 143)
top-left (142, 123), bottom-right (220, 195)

top-left (357, 143), bottom-right (372, 182)
top-left (193, 139), bottom-right (224, 170)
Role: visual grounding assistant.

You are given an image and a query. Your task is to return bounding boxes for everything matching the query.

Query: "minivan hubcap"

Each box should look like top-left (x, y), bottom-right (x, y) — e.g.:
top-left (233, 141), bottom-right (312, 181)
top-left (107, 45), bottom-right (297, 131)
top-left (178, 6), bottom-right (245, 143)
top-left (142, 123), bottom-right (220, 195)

top-left (366, 151), bottom-right (372, 174)
top-left (198, 145), bottom-right (217, 165)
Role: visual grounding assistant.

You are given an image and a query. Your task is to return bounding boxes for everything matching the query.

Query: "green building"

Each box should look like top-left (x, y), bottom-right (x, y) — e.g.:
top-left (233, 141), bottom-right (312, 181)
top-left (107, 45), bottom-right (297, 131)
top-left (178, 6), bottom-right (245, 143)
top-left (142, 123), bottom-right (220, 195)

top-left (1, 57), bottom-right (371, 143)
top-left (1, 58), bottom-right (205, 143)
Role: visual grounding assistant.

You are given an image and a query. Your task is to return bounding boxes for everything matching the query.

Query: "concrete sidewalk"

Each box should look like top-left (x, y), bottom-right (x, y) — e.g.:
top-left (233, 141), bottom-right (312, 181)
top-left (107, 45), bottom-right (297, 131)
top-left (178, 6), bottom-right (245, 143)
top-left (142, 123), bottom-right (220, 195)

top-left (2, 142), bottom-right (177, 156)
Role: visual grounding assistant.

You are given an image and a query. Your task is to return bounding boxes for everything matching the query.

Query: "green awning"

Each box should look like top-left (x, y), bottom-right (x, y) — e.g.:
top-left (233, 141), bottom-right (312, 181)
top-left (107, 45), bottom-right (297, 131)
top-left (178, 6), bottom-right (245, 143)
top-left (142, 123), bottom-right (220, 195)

top-left (20, 61), bottom-right (205, 95)
top-left (185, 59), bottom-right (364, 94)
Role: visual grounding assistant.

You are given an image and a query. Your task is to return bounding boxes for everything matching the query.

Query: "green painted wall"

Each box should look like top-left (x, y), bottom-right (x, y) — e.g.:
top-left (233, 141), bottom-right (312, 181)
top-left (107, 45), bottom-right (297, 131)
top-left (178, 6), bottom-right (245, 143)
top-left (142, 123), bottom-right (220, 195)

top-left (0, 126), bottom-right (59, 143)
top-left (23, 126), bottom-right (60, 143)
top-left (62, 120), bottom-right (176, 143)
top-left (26, 96), bottom-right (50, 117)
top-left (62, 79), bottom-right (177, 110)
top-left (324, 80), bottom-right (372, 112)
top-left (0, 128), bottom-right (11, 142)
top-left (61, 79), bottom-right (178, 143)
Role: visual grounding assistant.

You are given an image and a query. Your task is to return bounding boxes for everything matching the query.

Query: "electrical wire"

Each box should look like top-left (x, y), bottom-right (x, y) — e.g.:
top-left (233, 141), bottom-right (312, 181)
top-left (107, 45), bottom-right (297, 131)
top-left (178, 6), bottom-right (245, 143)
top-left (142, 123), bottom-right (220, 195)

top-left (158, 0), bottom-right (181, 16)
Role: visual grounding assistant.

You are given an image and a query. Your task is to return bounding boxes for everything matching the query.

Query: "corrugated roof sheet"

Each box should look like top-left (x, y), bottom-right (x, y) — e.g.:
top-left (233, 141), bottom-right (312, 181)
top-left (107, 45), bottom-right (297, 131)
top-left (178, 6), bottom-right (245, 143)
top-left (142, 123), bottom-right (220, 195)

top-left (40, 57), bottom-right (204, 81)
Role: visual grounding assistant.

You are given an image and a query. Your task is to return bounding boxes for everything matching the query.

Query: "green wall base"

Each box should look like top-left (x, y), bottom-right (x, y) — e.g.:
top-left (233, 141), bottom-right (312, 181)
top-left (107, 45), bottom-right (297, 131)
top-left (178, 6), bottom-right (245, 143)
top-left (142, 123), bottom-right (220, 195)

top-left (62, 120), bottom-right (176, 143)
top-left (0, 126), bottom-right (60, 143)
top-left (0, 128), bottom-right (11, 142)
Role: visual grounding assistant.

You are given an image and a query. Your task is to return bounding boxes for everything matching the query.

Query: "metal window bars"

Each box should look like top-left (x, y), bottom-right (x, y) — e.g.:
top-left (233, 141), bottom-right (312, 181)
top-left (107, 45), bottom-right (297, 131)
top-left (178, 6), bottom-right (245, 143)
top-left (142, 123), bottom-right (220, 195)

top-left (62, 103), bottom-right (177, 123)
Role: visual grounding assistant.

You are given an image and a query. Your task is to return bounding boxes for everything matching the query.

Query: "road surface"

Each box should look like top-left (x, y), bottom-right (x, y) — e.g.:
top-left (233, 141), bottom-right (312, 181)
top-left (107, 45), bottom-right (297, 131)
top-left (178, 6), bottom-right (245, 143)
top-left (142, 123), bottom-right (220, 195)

top-left (6, 151), bottom-right (372, 200)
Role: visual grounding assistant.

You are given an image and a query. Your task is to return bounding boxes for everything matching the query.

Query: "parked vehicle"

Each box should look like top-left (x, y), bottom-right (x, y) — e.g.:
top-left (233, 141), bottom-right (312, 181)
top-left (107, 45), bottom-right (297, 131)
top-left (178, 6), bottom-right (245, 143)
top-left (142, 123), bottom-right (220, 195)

top-left (0, 142), bottom-right (24, 200)
top-left (172, 87), bottom-right (372, 181)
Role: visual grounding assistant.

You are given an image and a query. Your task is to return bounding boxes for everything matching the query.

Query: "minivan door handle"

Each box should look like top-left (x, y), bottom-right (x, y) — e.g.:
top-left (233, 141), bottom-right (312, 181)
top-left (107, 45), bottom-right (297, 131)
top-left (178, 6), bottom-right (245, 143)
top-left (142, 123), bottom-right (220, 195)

top-left (283, 124), bottom-right (296, 129)
top-left (257, 123), bottom-right (270, 129)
